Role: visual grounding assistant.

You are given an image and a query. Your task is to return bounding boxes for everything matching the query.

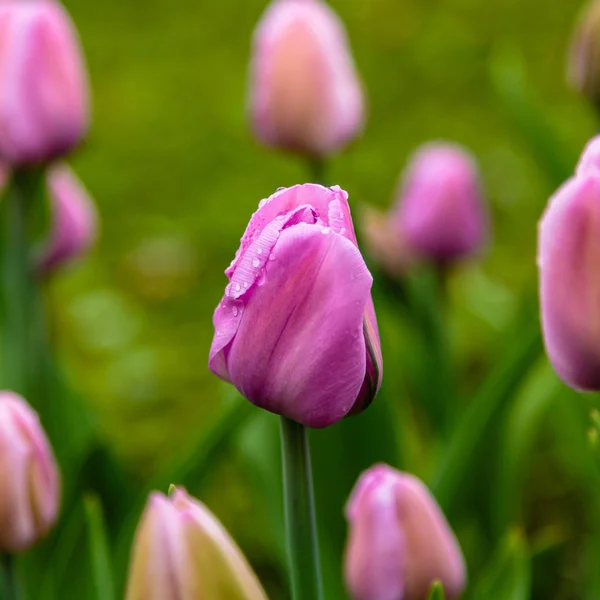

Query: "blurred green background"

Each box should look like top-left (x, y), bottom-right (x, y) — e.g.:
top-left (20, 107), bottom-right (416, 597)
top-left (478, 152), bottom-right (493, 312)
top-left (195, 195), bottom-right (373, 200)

top-left (39, 0), bottom-right (600, 598)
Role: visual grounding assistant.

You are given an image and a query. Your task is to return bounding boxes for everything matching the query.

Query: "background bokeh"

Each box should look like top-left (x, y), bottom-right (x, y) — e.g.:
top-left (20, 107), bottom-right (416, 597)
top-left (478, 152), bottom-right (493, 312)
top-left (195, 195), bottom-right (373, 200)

top-left (41, 0), bottom-right (600, 598)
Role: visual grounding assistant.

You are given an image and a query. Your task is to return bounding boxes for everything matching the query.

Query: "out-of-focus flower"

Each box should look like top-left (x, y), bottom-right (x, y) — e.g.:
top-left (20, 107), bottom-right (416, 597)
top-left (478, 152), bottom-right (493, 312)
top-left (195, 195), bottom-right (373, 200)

top-left (209, 184), bottom-right (382, 428)
top-left (538, 170), bottom-right (600, 390)
top-left (344, 464), bottom-right (466, 600)
top-left (0, 0), bottom-right (89, 166)
top-left (576, 134), bottom-right (600, 176)
top-left (393, 142), bottom-right (487, 263)
top-left (0, 391), bottom-right (60, 552)
top-left (568, 0), bottom-right (600, 106)
top-left (37, 162), bottom-right (98, 274)
top-left (249, 0), bottom-right (364, 158)
top-left (125, 487), bottom-right (268, 600)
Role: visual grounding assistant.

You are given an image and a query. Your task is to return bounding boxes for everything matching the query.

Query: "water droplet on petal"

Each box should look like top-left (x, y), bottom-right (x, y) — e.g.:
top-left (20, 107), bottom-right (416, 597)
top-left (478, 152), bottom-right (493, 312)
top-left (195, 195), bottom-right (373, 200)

top-left (276, 186), bottom-right (286, 192)
top-left (232, 306), bottom-right (238, 317)
top-left (235, 283), bottom-right (241, 292)
top-left (321, 227), bottom-right (330, 234)
top-left (243, 281), bottom-right (249, 288)
top-left (257, 248), bottom-right (263, 255)
top-left (252, 257), bottom-right (260, 268)
top-left (259, 198), bottom-right (267, 208)
top-left (269, 253), bottom-right (276, 261)
top-left (339, 211), bottom-right (344, 219)
top-left (340, 227), bottom-right (347, 235)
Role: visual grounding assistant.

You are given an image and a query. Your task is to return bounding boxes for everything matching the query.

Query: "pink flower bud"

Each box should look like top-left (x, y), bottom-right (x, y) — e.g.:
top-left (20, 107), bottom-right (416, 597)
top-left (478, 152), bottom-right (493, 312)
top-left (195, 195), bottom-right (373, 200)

top-left (394, 142), bottom-right (487, 262)
top-left (209, 184), bottom-right (382, 428)
top-left (344, 464), bottom-right (466, 600)
top-left (0, 391), bottom-right (60, 552)
top-left (0, 0), bottom-right (89, 166)
top-left (37, 163), bottom-right (98, 274)
top-left (568, 0), bottom-right (600, 105)
top-left (538, 171), bottom-right (600, 390)
top-left (249, 0), bottom-right (364, 158)
top-left (125, 487), bottom-right (268, 600)
top-left (576, 135), bottom-right (600, 176)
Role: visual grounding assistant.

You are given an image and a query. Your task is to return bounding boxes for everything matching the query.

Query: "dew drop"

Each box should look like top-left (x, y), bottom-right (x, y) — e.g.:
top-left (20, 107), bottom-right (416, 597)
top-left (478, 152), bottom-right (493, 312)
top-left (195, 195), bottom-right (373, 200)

top-left (259, 198), bottom-right (267, 208)
top-left (321, 227), bottom-right (331, 234)
top-left (276, 186), bottom-right (286, 191)
top-left (252, 257), bottom-right (260, 268)
top-left (257, 248), bottom-right (263, 255)
top-left (269, 253), bottom-right (276, 261)
top-left (234, 283), bottom-right (241, 292)
top-left (243, 281), bottom-right (249, 288)
top-left (340, 227), bottom-right (347, 235)
top-left (232, 306), bottom-right (239, 317)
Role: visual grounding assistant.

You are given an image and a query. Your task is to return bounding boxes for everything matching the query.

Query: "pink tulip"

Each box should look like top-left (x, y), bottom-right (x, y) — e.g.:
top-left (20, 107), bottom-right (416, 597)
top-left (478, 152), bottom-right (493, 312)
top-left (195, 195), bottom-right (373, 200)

top-left (0, 391), bottom-right (60, 552)
top-left (37, 162), bottom-right (97, 274)
top-left (345, 464), bottom-right (466, 600)
top-left (125, 487), bottom-right (268, 600)
top-left (538, 171), bottom-right (600, 390)
top-left (0, 0), bottom-right (89, 165)
top-left (576, 135), bottom-right (600, 176)
top-left (209, 184), bottom-right (382, 428)
top-left (249, 0), bottom-right (364, 157)
top-left (394, 142), bottom-right (487, 262)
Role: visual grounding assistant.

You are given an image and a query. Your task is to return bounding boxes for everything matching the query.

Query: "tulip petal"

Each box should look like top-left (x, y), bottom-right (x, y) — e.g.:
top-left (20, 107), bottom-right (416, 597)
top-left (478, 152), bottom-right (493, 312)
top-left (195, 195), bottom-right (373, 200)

top-left (539, 174), bottom-right (600, 389)
top-left (227, 225), bottom-right (372, 428)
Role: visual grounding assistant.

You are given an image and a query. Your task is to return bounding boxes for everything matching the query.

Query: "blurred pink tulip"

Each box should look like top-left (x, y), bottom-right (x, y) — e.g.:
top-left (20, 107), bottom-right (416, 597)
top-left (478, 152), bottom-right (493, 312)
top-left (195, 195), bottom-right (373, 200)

top-left (249, 0), bottom-right (364, 157)
top-left (394, 143), bottom-right (487, 262)
top-left (0, 391), bottom-right (60, 552)
top-left (209, 184), bottom-right (382, 428)
top-left (568, 0), bottom-right (600, 105)
top-left (345, 464), bottom-right (466, 600)
top-left (0, 0), bottom-right (89, 165)
top-left (538, 171), bottom-right (600, 390)
top-left (125, 487), bottom-right (268, 600)
top-left (37, 162), bottom-right (97, 274)
top-left (576, 135), bottom-right (600, 176)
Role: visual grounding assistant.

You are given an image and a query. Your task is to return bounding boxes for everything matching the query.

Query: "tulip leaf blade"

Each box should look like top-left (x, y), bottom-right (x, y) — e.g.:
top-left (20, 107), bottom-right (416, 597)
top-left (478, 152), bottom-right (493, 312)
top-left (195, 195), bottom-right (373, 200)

top-left (84, 494), bottom-right (115, 600)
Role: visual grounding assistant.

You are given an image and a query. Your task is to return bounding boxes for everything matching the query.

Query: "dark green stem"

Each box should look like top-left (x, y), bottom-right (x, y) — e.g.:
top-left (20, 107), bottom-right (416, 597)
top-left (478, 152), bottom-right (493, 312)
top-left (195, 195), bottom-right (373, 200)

top-left (280, 417), bottom-right (323, 600)
top-left (308, 158), bottom-right (327, 186)
top-left (1, 554), bottom-right (21, 600)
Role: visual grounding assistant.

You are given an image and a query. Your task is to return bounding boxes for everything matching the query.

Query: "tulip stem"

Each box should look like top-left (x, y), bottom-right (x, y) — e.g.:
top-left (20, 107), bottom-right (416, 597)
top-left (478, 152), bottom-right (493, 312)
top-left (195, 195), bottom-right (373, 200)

top-left (309, 158), bottom-right (327, 186)
top-left (1, 554), bottom-right (21, 600)
top-left (280, 417), bottom-right (324, 600)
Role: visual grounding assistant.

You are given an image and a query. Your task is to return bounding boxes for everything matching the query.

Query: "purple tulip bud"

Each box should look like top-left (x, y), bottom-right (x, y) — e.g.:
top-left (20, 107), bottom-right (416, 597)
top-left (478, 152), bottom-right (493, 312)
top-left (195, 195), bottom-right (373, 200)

top-left (0, 391), bottom-right (60, 552)
top-left (394, 142), bottom-right (487, 262)
top-left (538, 172), bottom-right (600, 390)
top-left (209, 184), bottom-right (382, 428)
top-left (249, 0), bottom-right (364, 158)
top-left (37, 163), bottom-right (98, 274)
top-left (344, 464), bottom-right (466, 600)
top-left (568, 0), bottom-right (600, 105)
top-left (0, 0), bottom-right (89, 166)
top-left (576, 135), bottom-right (600, 176)
top-left (125, 487), bottom-right (268, 600)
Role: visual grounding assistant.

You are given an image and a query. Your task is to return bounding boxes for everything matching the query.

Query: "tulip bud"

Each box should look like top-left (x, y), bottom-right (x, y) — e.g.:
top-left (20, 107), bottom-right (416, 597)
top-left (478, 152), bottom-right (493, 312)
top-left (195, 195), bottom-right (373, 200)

top-left (568, 0), bottom-right (600, 106)
top-left (209, 184), bottom-right (382, 428)
top-left (0, 0), bottom-right (89, 166)
top-left (394, 142), bottom-right (487, 262)
top-left (37, 163), bottom-right (97, 274)
top-left (0, 391), bottom-right (60, 552)
top-left (125, 487), bottom-right (268, 600)
top-left (249, 0), bottom-right (364, 158)
top-left (344, 464), bottom-right (466, 600)
top-left (576, 135), bottom-right (600, 176)
top-left (538, 171), bottom-right (600, 390)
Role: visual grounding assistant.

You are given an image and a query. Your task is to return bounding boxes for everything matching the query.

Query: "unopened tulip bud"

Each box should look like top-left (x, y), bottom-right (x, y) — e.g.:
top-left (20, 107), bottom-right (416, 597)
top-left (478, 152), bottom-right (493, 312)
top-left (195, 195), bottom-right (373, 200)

top-left (394, 143), bottom-right (487, 262)
top-left (37, 163), bottom-right (98, 274)
top-left (0, 0), bottom-right (89, 165)
top-left (249, 0), bottom-right (364, 158)
top-left (126, 487), bottom-right (268, 600)
top-left (209, 184), bottom-right (382, 428)
top-left (538, 171), bottom-right (600, 390)
top-left (568, 0), bottom-right (600, 106)
top-left (576, 135), bottom-right (600, 176)
top-left (0, 391), bottom-right (60, 552)
top-left (345, 464), bottom-right (466, 600)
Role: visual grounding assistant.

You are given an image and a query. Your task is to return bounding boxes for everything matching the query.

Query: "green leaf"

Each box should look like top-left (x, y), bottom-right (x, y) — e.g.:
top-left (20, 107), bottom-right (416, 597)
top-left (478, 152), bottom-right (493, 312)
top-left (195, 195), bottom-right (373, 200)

top-left (427, 581), bottom-right (446, 600)
top-left (84, 495), bottom-right (115, 600)
top-left (471, 530), bottom-right (531, 600)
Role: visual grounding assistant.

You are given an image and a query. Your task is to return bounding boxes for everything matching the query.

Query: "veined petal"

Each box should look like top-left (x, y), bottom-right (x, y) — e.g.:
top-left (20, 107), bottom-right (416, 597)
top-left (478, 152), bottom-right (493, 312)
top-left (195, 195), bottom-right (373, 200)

top-left (227, 225), bottom-right (372, 428)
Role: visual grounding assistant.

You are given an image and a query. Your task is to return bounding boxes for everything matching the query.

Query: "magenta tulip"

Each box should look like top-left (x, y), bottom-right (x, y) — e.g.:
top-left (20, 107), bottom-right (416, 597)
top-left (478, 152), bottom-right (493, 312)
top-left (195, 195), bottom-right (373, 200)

top-left (37, 163), bottom-right (98, 274)
top-left (576, 134), bottom-right (600, 176)
top-left (344, 464), bottom-right (466, 600)
top-left (249, 0), bottom-right (364, 158)
top-left (0, 391), bottom-right (60, 552)
top-left (394, 142), bottom-right (487, 262)
top-left (209, 184), bottom-right (382, 428)
top-left (0, 0), bottom-right (89, 165)
top-left (538, 170), bottom-right (600, 390)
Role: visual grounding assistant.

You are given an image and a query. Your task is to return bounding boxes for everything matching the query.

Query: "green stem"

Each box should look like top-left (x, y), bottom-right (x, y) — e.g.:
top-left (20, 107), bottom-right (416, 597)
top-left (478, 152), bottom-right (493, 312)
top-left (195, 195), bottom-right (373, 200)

top-left (308, 158), bottom-right (327, 186)
top-left (1, 554), bottom-right (21, 600)
top-left (280, 417), bottom-right (323, 600)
